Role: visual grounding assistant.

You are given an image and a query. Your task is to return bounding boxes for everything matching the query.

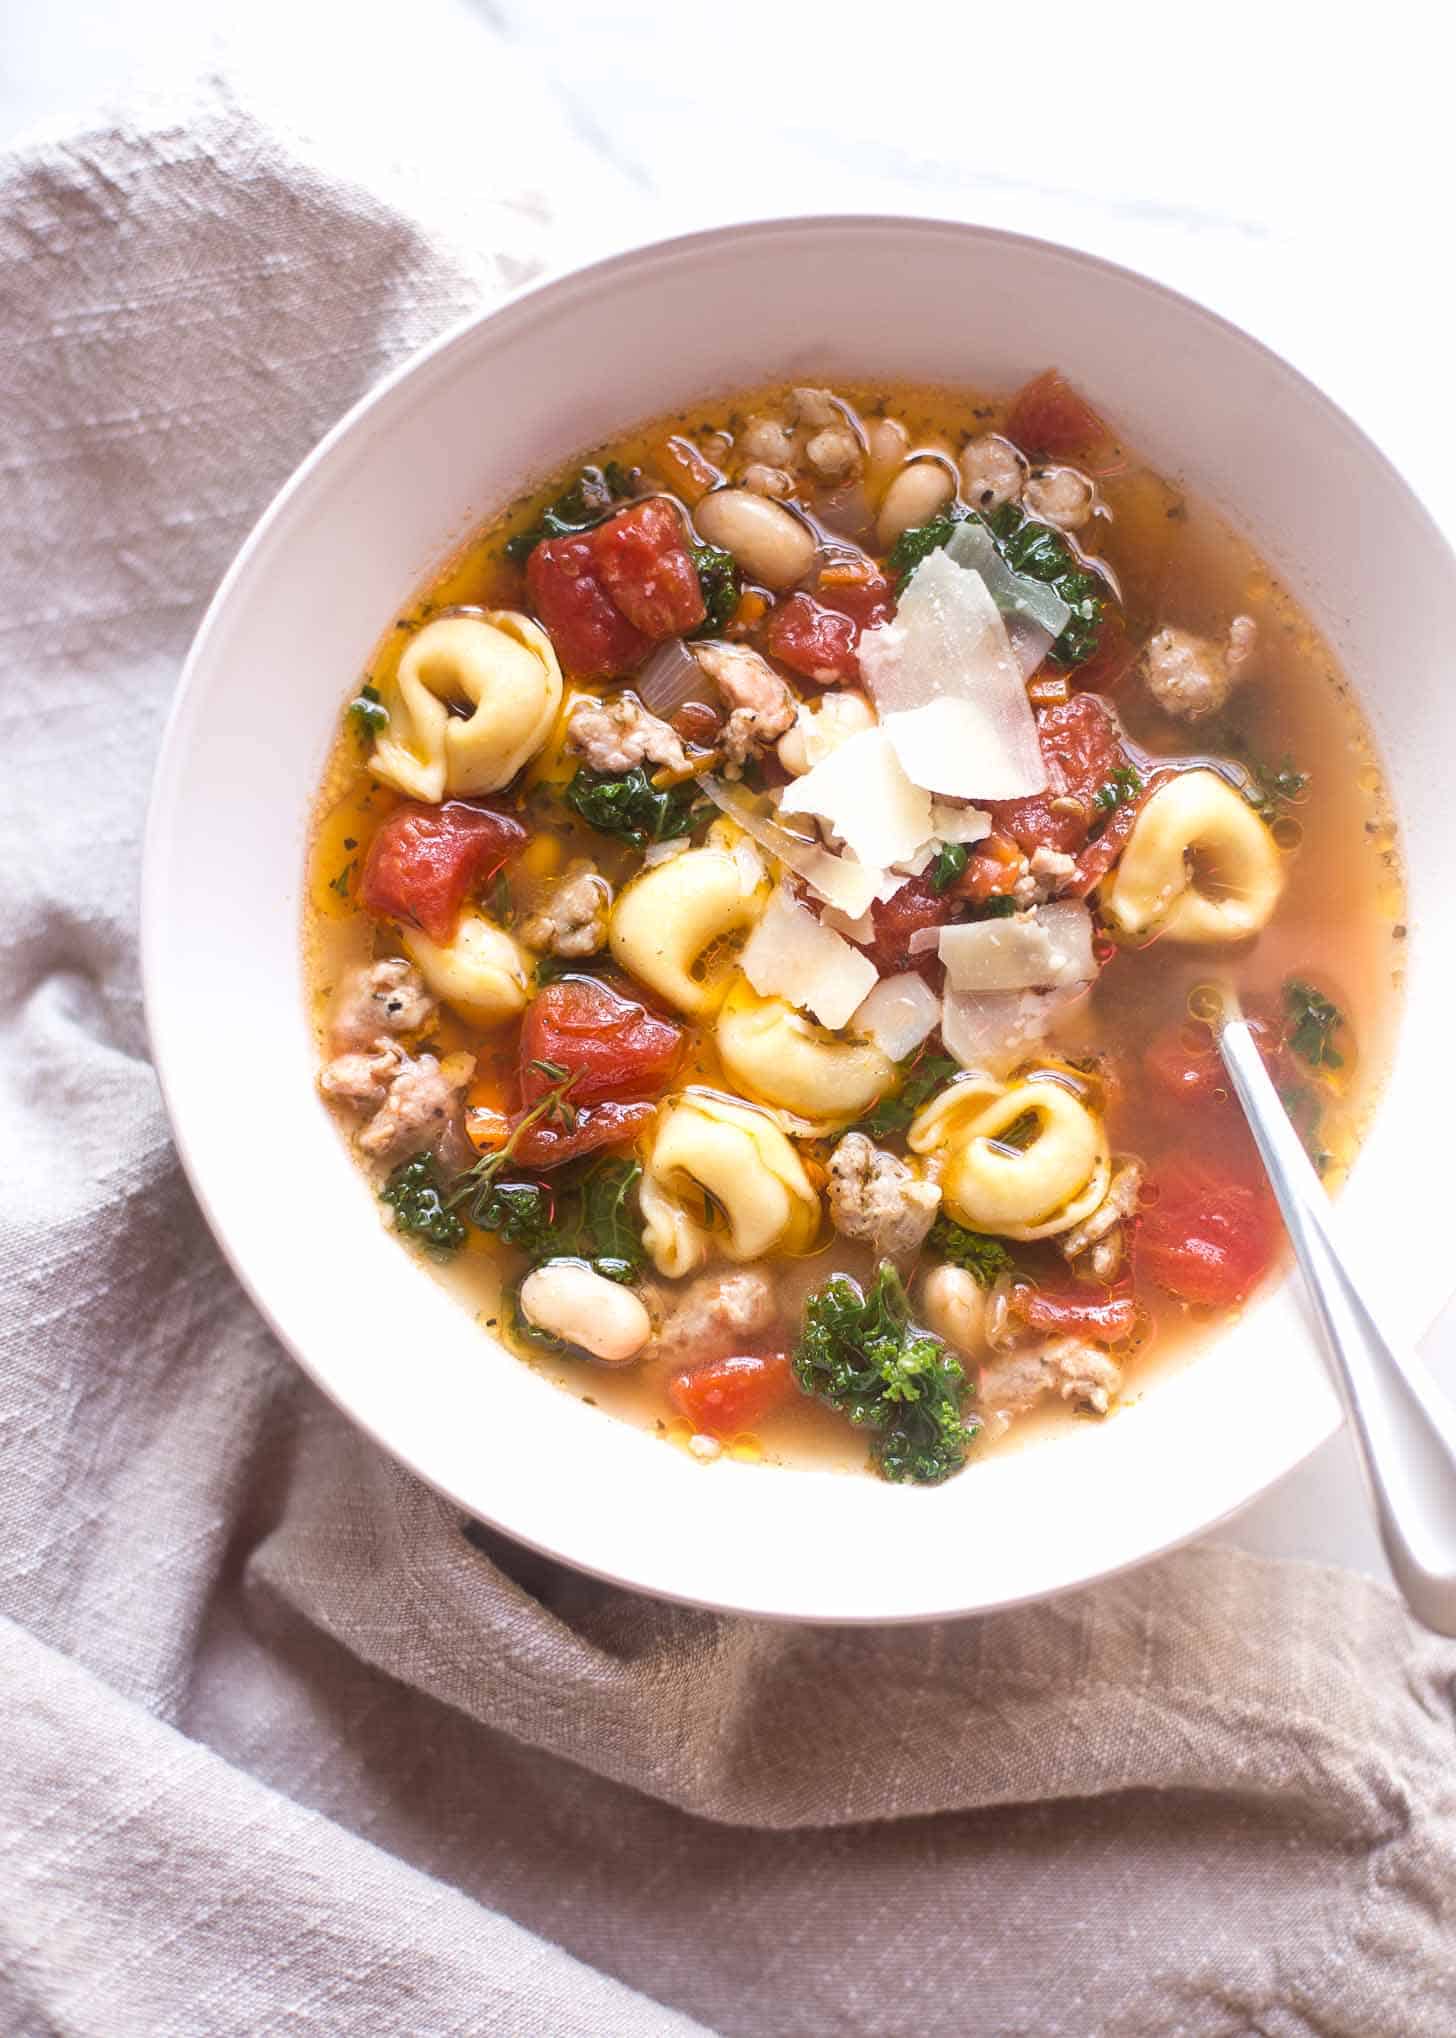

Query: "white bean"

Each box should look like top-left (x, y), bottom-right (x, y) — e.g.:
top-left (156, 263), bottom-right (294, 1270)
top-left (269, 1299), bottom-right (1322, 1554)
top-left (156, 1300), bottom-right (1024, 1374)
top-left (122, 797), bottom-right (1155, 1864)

top-left (875, 459), bottom-right (956, 549)
top-left (922, 1264), bottom-right (989, 1358)
top-left (694, 488), bottom-right (816, 590)
top-left (864, 416), bottom-right (910, 494)
top-left (518, 1262), bottom-right (652, 1365)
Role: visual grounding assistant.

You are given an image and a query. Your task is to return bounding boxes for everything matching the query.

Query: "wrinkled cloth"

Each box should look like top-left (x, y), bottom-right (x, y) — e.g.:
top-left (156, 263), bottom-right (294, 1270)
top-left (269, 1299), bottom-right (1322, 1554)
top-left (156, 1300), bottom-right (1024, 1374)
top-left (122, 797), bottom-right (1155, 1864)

top-left (2, 93), bottom-right (1455, 2038)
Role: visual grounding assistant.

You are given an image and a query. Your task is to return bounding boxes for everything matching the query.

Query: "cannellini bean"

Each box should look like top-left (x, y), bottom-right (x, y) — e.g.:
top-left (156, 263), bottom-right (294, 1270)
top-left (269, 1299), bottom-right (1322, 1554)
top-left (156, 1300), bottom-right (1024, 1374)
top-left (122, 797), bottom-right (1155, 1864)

top-left (694, 488), bottom-right (816, 590)
top-left (518, 1262), bottom-right (652, 1365)
top-left (864, 415), bottom-right (910, 484)
top-left (875, 459), bottom-right (956, 548)
top-left (922, 1263), bottom-right (989, 1357)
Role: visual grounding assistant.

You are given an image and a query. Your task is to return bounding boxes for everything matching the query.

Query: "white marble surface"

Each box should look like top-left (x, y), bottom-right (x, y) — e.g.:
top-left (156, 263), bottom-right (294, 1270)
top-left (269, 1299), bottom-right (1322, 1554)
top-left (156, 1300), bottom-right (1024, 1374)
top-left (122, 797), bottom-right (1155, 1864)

top-left (4, 0), bottom-right (1452, 1587)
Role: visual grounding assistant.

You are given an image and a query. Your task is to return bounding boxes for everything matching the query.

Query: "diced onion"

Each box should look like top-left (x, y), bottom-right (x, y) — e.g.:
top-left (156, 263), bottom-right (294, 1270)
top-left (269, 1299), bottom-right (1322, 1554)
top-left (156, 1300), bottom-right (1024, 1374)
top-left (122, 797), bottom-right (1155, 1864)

top-left (852, 972), bottom-right (941, 1060)
top-left (696, 776), bottom-right (883, 919)
top-left (637, 638), bottom-right (707, 718)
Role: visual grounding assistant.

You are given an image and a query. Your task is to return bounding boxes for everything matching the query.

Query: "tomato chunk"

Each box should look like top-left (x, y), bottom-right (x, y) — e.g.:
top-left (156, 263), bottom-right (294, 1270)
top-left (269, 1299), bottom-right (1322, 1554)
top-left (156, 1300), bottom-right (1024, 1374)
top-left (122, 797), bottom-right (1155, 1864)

top-left (669, 1351), bottom-right (794, 1436)
top-left (1143, 1023), bottom-right (1229, 1107)
top-left (1007, 369), bottom-right (1110, 461)
top-left (512, 1098), bottom-right (655, 1170)
top-left (518, 977), bottom-right (683, 1111)
top-left (525, 531), bottom-right (651, 680)
top-left (359, 800), bottom-right (526, 943)
top-left (866, 876), bottom-right (951, 977)
top-left (591, 498), bottom-right (706, 638)
top-left (765, 594), bottom-right (860, 685)
top-left (1069, 609), bottom-right (1136, 693)
top-left (991, 694), bottom-right (1124, 857)
top-left (949, 830), bottom-right (1024, 906)
top-left (1012, 1284), bottom-right (1137, 1343)
top-left (1140, 1156), bottom-right (1279, 1307)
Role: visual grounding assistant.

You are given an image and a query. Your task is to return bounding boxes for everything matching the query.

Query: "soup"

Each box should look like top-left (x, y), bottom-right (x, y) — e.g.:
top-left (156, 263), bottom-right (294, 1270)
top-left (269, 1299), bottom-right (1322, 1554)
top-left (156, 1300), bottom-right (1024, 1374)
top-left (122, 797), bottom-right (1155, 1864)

top-left (306, 372), bottom-right (1402, 1483)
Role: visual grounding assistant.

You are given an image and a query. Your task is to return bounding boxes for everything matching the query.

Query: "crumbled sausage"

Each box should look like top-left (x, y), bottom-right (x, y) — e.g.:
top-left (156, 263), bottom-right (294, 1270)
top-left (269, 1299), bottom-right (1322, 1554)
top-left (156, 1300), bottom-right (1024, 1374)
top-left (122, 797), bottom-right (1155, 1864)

top-left (978, 1334), bottom-right (1122, 1425)
top-left (741, 462), bottom-right (796, 500)
top-left (327, 958), bottom-right (435, 1054)
top-left (516, 858), bottom-right (611, 957)
top-left (828, 1132), bottom-right (942, 1257)
top-left (1141, 616), bottom-right (1258, 722)
top-left (958, 433), bottom-right (1026, 512)
top-left (789, 386), bottom-right (840, 429)
top-left (651, 1268), bottom-right (780, 1368)
top-left (319, 1040), bottom-right (405, 1108)
top-left (737, 416), bottom-right (796, 468)
top-left (803, 426), bottom-right (862, 483)
top-left (691, 640), bottom-right (796, 766)
top-left (1060, 1160), bottom-right (1143, 1283)
top-left (1023, 465), bottom-right (1096, 531)
top-left (567, 692), bottom-right (689, 775)
top-left (354, 1051), bottom-right (470, 1161)
top-left (1012, 844), bottom-right (1079, 908)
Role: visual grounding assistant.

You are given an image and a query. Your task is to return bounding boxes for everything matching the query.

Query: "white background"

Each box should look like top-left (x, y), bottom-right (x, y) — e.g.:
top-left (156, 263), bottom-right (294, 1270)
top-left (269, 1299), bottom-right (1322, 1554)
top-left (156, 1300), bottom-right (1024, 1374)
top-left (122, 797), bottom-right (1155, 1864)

top-left (4, 0), bottom-right (1453, 1584)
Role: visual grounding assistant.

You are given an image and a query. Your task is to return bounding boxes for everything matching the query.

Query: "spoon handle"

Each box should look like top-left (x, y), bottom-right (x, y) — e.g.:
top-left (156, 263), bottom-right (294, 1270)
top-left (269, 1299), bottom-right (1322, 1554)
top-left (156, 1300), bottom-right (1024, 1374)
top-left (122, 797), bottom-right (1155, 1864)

top-left (1218, 1016), bottom-right (1456, 1635)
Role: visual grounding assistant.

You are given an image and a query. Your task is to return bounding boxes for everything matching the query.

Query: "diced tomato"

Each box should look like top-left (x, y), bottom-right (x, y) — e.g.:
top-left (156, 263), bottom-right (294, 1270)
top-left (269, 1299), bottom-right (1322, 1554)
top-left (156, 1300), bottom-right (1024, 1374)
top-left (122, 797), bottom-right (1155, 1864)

top-left (866, 876), bottom-right (951, 976)
top-left (359, 800), bottom-right (526, 943)
top-left (668, 1351), bottom-right (795, 1436)
top-left (1012, 1284), bottom-right (1137, 1343)
top-left (949, 830), bottom-right (1024, 906)
top-left (518, 977), bottom-right (683, 1111)
top-left (816, 563), bottom-right (894, 630)
top-left (1143, 1023), bottom-right (1229, 1107)
top-left (1069, 795), bottom-right (1142, 896)
top-left (511, 1098), bottom-right (656, 1170)
top-left (1006, 369), bottom-right (1110, 461)
top-left (591, 498), bottom-right (706, 638)
top-left (1139, 1155), bottom-right (1280, 1307)
top-left (526, 530), bottom-right (651, 679)
top-left (765, 594), bottom-right (859, 684)
top-left (991, 693), bottom-right (1124, 857)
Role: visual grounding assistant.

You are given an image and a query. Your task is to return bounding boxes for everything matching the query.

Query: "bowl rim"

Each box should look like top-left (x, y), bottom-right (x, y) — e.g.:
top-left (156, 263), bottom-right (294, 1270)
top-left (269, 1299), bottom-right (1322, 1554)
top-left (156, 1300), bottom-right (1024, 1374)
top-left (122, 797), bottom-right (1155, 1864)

top-left (142, 210), bottom-right (1456, 1623)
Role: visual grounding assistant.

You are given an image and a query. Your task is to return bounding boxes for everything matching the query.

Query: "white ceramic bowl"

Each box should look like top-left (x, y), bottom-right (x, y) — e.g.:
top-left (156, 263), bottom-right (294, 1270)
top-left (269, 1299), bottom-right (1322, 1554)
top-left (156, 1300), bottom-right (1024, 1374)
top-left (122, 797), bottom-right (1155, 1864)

top-left (143, 217), bottom-right (1456, 1623)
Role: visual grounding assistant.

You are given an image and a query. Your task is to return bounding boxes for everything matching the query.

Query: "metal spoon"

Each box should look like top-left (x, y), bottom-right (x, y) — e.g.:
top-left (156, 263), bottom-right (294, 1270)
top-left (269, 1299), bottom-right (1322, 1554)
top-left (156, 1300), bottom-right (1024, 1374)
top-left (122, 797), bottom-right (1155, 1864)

top-left (1216, 1005), bottom-right (1456, 1635)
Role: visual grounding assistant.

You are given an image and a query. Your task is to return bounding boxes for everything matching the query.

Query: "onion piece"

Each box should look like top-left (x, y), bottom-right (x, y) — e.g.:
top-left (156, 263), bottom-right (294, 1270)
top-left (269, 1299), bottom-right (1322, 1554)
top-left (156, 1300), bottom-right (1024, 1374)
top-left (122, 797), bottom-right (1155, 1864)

top-left (696, 775), bottom-right (883, 919)
top-left (944, 519), bottom-right (1067, 677)
top-left (637, 637), bottom-right (707, 718)
top-left (852, 972), bottom-right (941, 1060)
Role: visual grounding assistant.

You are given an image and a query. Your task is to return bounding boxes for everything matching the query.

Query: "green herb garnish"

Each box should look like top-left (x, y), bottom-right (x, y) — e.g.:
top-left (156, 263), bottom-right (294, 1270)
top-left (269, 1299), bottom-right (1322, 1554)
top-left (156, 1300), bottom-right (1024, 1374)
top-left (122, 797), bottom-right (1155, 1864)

top-left (975, 895), bottom-right (1018, 920)
top-left (929, 1215), bottom-right (1014, 1288)
top-left (563, 765), bottom-right (704, 846)
top-left (347, 682), bottom-right (388, 739)
top-left (328, 858), bottom-right (358, 900)
top-left (1239, 749), bottom-right (1309, 821)
top-left (793, 1262), bottom-right (977, 1485)
top-left (504, 464), bottom-right (634, 564)
top-left (381, 1152), bottom-right (467, 1256)
top-left (1092, 764), bottom-right (1143, 813)
top-left (929, 842), bottom-right (970, 894)
top-left (851, 1054), bottom-right (958, 1141)
top-left (1285, 980), bottom-right (1345, 1070)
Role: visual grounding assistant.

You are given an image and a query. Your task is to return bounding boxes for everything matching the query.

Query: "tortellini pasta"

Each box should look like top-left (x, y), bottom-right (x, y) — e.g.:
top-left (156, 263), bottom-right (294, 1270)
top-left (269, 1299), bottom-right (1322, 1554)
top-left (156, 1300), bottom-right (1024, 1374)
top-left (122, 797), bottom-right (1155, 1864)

top-left (1100, 769), bottom-right (1283, 945)
top-left (715, 980), bottom-right (894, 1129)
top-left (609, 847), bottom-right (766, 1016)
top-left (370, 610), bottom-right (563, 802)
top-left (640, 1090), bottom-right (821, 1277)
top-left (909, 1071), bottom-right (1109, 1241)
top-left (402, 908), bottom-right (530, 1027)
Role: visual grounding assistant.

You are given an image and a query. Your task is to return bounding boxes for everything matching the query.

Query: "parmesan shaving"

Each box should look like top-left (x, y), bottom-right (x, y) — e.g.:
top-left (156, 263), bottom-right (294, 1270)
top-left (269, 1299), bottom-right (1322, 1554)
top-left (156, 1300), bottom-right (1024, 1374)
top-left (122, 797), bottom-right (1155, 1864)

top-left (778, 726), bottom-right (933, 873)
top-left (943, 518), bottom-right (1069, 676)
top-left (697, 776), bottom-right (882, 919)
top-left (858, 548), bottom-right (1047, 799)
top-left (937, 901), bottom-right (1096, 993)
top-left (852, 972), bottom-right (941, 1061)
top-left (742, 886), bottom-right (880, 1030)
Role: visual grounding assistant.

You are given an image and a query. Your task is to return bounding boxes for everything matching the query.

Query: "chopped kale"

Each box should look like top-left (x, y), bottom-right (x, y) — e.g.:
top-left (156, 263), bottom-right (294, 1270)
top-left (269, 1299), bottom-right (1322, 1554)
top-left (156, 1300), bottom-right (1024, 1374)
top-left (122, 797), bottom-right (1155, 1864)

top-left (1092, 764), bottom-right (1143, 813)
top-left (1285, 980), bottom-right (1345, 1071)
top-left (929, 841), bottom-right (970, 894)
top-left (460, 1154), bottom-right (646, 1278)
top-left (505, 464), bottom-right (633, 563)
top-left (691, 543), bottom-right (740, 635)
top-left (1238, 748), bottom-right (1309, 822)
top-left (975, 894), bottom-right (1019, 919)
top-left (886, 509), bottom-right (969, 590)
top-left (793, 1262), bottom-right (977, 1484)
top-left (929, 1215), bottom-right (1014, 1288)
top-left (347, 682), bottom-right (388, 739)
top-left (563, 765), bottom-right (704, 846)
top-left (886, 502), bottom-right (1108, 665)
top-left (851, 1053), bottom-right (958, 1141)
top-left (381, 1152), bottom-right (467, 1256)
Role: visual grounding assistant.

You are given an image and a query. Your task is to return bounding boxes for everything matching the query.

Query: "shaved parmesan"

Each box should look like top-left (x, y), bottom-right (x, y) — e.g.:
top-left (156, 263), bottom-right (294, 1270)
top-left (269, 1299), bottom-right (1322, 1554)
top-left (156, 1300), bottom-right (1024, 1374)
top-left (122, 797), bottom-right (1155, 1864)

top-left (852, 972), bottom-right (941, 1060)
top-left (778, 726), bottom-right (933, 872)
top-left (941, 984), bottom-right (1083, 1072)
top-left (940, 902), bottom-right (1094, 989)
top-left (742, 886), bottom-right (879, 1030)
top-left (822, 902), bottom-right (877, 944)
top-left (859, 549), bottom-right (1047, 799)
top-left (943, 518), bottom-right (1069, 676)
top-left (938, 901), bottom-right (1095, 993)
top-left (697, 776), bottom-right (881, 919)
top-left (931, 801), bottom-right (992, 845)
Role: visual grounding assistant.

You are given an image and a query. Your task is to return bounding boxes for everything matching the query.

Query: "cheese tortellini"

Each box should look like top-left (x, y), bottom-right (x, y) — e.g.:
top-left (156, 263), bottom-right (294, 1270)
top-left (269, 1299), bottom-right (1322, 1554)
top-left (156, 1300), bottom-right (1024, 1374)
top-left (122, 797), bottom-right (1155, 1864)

top-left (640, 1090), bottom-right (821, 1277)
top-left (715, 980), bottom-right (894, 1129)
top-left (609, 847), bottom-right (766, 1015)
top-left (370, 610), bottom-right (563, 802)
top-left (402, 908), bottom-right (530, 1028)
top-left (1100, 769), bottom-right (1283, 945)
top-left (910, 1072), bottom-right (1109, 1241)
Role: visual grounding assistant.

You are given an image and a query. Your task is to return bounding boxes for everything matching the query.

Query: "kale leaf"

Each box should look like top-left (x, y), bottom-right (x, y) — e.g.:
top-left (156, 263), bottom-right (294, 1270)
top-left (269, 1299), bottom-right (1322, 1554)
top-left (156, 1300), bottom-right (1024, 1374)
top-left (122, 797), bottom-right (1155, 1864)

top-left (793, 1261), bottom-right (977, 1484)
top-left (463, 1155), bottom-right (646, 1278)
top-left (1285, 980), bottom-right (1345, 1070)
top-left (691, 543), bottom-right (740, 635)
top-left (929, 841), bottom-right (970, 894)
top-left (886, 509), bottom-right (968, 590)
top-left (505, 464), bottom-right (633, 564)
top-left (886, 501), bottom-right (1109, 665)
top-left (928, 1215), bottom-right (1014, 1288)
top-left (564, 765), bottom-right (704, 846)
top-left (851, 1053), bottom-right (958, 1141)
top-left (381, 1152), bottom-right (467, 1256)
top-left (1238, 748), bottom-right (1309, 822)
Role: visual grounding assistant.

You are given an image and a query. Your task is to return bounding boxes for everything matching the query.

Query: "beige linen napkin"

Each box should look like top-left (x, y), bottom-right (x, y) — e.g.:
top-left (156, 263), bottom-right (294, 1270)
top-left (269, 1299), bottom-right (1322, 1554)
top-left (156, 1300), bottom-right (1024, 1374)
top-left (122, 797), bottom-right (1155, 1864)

top-left (2, 91), bottom-right (1454, 2038)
